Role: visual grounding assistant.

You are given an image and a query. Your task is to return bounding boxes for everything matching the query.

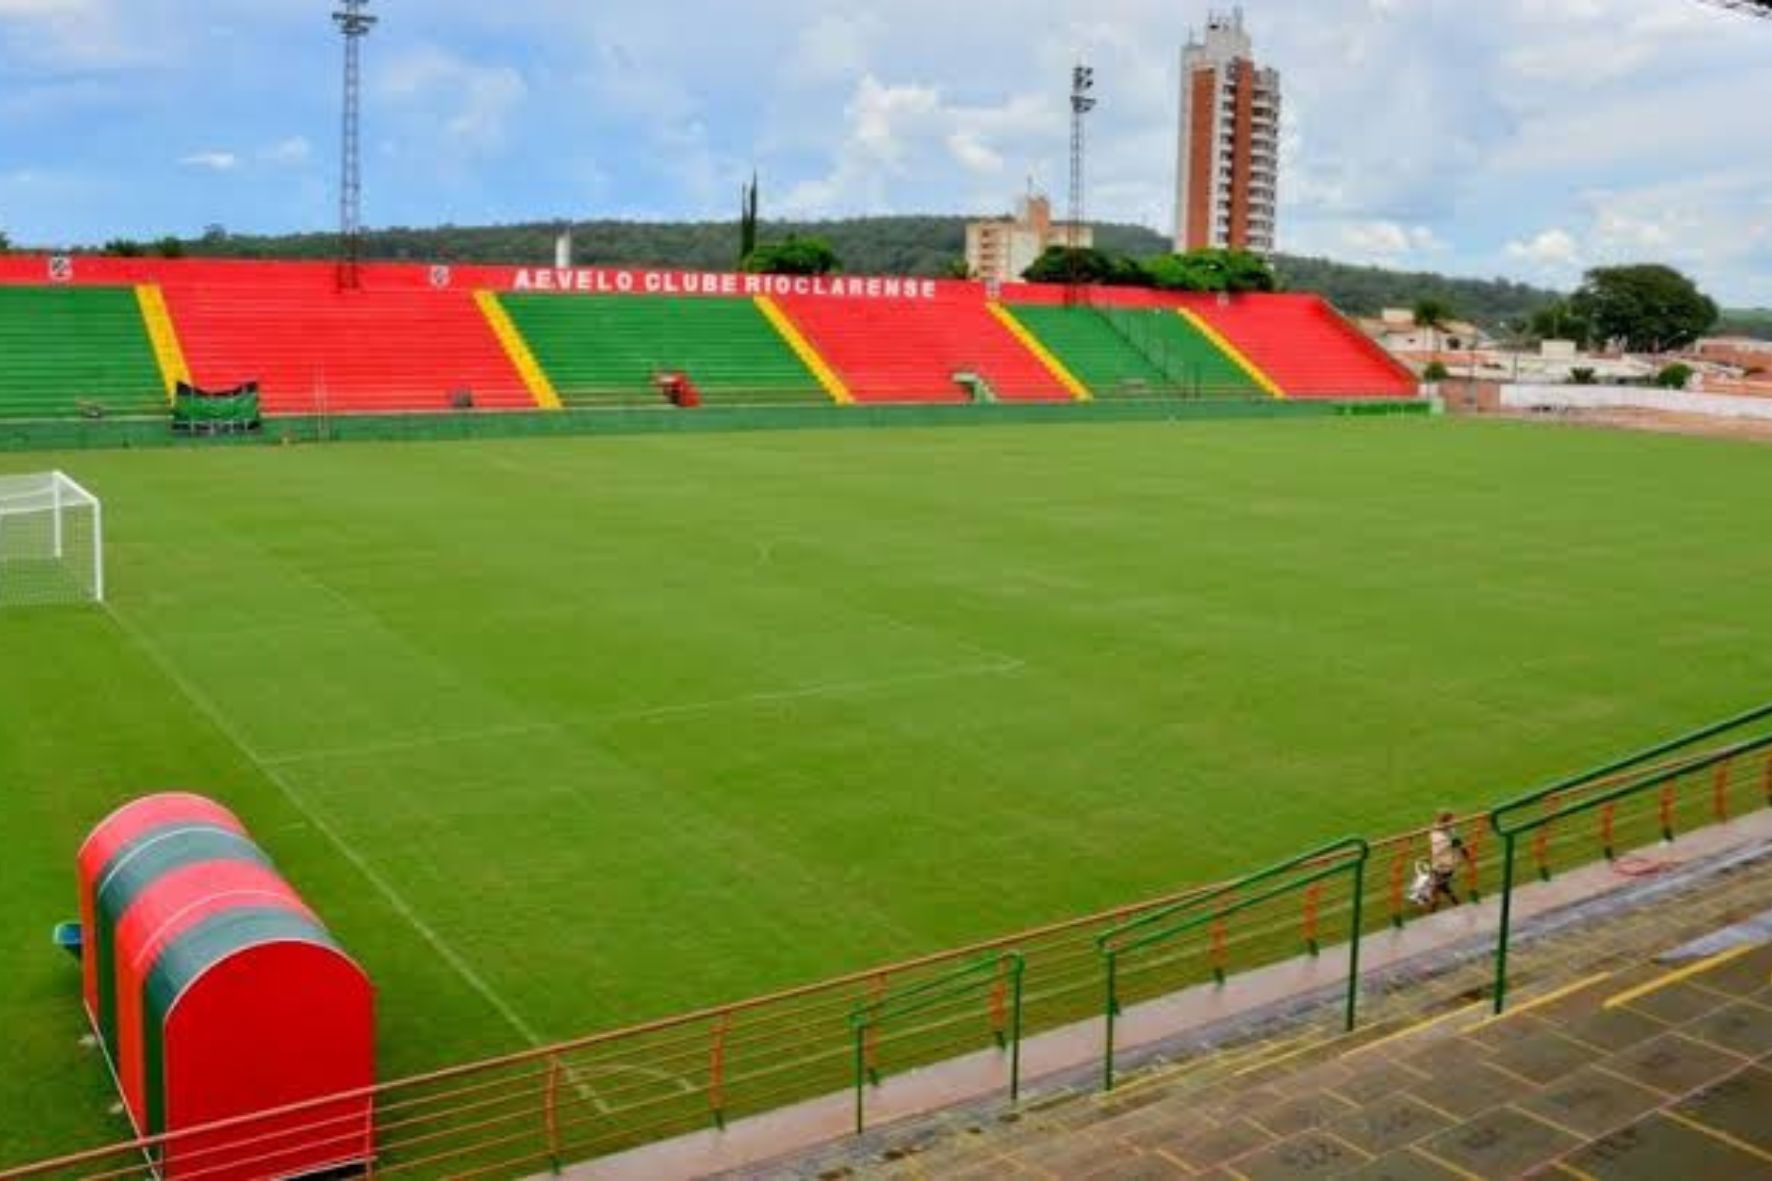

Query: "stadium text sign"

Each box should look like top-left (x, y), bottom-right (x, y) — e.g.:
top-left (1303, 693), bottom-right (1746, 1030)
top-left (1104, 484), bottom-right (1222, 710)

top-left (509, 268), bottom-right (940, 300)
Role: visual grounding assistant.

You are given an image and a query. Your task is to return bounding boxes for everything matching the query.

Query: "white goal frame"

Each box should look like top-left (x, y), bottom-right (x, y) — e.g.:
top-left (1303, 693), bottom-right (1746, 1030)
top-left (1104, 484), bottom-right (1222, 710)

top-left (0, 470), bottom-right (105, 606)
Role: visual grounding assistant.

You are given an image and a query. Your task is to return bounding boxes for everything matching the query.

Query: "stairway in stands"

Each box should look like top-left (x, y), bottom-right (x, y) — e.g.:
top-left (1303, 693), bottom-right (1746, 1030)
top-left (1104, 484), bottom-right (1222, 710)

top-left (1006, 305), bottom-right (1176, 398)
top-left (1188, 294), bottom-right (1419, 400)
top-left (0, 287), bottom-right (166, 418)
top-left (1093, 306), bottom-right (1266, 399)
top-left (498, 294), bottom-right (827, 408)
top-left (761, 847), bottom-right (1772, 1181)
top-left (160, 278), bottom-right (534, 415)
top-left (777, 297), bottom-right (1071, 404)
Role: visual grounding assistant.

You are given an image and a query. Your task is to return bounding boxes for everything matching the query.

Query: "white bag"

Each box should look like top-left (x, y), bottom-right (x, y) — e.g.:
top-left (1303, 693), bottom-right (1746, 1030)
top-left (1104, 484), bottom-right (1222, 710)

top-left (1407, 860), bottom-right (1435, 909)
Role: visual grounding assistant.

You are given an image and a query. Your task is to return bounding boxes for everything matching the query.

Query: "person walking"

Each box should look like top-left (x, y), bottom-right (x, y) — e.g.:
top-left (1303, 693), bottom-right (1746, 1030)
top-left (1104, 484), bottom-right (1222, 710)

top-left (1427, 810), bottom-right (1471, 913)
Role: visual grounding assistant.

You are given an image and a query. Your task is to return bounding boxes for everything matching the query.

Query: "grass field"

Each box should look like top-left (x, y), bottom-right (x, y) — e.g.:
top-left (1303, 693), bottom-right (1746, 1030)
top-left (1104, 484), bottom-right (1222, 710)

top-left (4, 417), bottom-right (1772, 1163)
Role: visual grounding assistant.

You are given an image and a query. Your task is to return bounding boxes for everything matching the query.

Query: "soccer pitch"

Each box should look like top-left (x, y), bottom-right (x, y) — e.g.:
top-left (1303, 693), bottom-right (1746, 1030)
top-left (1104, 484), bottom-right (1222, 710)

top-left (4, 417), bottom-right (1772, 1162)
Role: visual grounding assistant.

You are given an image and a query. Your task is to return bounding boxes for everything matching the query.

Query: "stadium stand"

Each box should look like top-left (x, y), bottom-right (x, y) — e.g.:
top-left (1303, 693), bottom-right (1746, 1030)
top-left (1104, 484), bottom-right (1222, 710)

top-left (774, 295), bottom-right (1073, 404)
top-left (1185, 292), bottom-right (1419, 399)
top-left (497, 294), bottom-right (828, 407)
top-left (157, 268), bottom-right (535, 415)
top-left (0, 258), bottom-right (1423, 416)
top-left (0, 287), bottom-right (166, 418)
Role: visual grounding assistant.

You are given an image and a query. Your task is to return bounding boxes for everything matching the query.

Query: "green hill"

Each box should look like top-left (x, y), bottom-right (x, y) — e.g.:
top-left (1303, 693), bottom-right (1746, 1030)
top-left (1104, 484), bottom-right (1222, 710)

top-left (91, 217), bottom-right (1566, 329)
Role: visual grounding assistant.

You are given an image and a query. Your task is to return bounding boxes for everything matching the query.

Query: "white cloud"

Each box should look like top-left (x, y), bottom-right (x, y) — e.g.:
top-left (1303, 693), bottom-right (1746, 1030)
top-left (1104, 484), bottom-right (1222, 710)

top-left (380, 46), bottom-right (528, 157)
top-left (782, 74), bottom-right (1053, 216)
top-left (0, 0), bottom-right (92, 13)
top-left (788, 12), bottom-right (882, 87)
top-left (0, 0), bottom-right (172, 69)
top-left (179, 150), bottom-right (238, 172)
top-left (258, 136), bottom-right (311, 167)
top-left (947, 131), bottom-right (1004, 176)
top-left (1339, 221), bottom-right (1446, 260)
top-left (1506, 228), bottom-right (1580, 269)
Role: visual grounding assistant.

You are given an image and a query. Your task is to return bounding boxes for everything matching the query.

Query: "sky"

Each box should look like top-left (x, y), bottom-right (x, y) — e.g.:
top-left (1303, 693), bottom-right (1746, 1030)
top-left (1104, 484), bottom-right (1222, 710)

top-left (1, 0), bottom-right (1769, 303)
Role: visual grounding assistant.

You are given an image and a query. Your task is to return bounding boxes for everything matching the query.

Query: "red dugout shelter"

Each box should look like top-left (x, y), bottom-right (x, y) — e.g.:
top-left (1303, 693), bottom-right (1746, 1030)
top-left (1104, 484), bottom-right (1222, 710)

top-left (76, 793), bottom-right (375, 1180)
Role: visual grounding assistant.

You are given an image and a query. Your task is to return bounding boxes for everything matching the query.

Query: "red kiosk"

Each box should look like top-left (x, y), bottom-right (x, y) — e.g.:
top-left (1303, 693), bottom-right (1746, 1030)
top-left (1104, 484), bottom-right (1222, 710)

top-left (76, 793), bottom-right (375, 1179)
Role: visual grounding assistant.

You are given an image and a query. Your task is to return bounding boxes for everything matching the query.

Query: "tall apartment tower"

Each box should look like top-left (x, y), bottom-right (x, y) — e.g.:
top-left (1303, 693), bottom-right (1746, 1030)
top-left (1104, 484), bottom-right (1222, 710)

top-left (1174, 8), bottom-right (1280, 254)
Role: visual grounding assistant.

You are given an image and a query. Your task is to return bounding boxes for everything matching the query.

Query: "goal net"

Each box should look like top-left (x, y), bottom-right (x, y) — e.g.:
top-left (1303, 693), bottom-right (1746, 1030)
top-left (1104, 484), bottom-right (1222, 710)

top-left (0, 471), bottom-right (104, 607)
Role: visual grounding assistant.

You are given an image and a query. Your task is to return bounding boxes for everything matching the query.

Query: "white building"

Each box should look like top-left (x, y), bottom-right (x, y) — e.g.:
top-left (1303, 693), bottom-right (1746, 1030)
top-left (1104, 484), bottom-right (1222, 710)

top-left (965, 194), bottom-right (1093, 284)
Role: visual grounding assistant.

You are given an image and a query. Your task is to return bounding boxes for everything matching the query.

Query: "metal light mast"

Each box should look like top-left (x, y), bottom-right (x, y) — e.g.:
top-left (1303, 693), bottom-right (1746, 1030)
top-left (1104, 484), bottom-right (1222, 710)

top-left (333, 0), bottom-right (377, 289)
top-left (1065, 62), bottom-right (1097, 305)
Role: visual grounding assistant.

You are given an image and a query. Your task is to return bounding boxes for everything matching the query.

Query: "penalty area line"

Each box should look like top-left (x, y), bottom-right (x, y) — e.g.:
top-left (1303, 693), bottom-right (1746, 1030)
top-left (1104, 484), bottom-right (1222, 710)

top-left (105, 602), bottom-right (549, 1051)
top-left (262, 658), bottom-right (1029, 767)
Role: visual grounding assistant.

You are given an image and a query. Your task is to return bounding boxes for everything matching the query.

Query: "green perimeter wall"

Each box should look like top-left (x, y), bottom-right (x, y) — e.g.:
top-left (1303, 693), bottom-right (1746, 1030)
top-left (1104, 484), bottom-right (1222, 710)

top-left (0, 398), bottom-right (1427, 454)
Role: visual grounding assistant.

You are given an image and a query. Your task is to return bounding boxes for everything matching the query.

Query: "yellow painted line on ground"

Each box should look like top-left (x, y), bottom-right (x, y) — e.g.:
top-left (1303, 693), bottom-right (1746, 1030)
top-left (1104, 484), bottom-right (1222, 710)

top-left (1603, 944), bottom-right (1755, 1011)
top-left (474, 290), bottom-right (561, 410)
top-left (1408, 1145), bottom-right (1486, 1181)
top-left (135, 284), bottom-right (190, 402)
top-left (1468, 972), bottom-right (1612, 1031)
top-left (1552, 1160), bottom-right (1602, 1181)
top-left (1176, 306), bottom-right (1286, 399)
top-left (754, 295), bottom-right (852, 404)
top-left (987, 302), bottom-right (1091, 401)
top-left (1340, 1000), bottom-right (1487, 1060)
top-left (1666, 1110), bottom-right (1772, 1164)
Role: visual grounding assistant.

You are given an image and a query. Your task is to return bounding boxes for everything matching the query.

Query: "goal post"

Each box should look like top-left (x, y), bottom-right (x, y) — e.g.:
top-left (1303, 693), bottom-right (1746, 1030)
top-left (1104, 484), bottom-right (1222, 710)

top-left (0, 471), bottom-right (104, 607)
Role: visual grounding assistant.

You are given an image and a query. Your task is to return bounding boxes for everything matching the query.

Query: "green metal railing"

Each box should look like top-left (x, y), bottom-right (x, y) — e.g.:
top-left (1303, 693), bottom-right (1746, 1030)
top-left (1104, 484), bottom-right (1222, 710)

top-left (1487, 700), bottom-right (1772, 1013)
top-left (849, 953), bottom-right (1024, 1133)
top-left (1096, 837), bottom-right (1369, 1090)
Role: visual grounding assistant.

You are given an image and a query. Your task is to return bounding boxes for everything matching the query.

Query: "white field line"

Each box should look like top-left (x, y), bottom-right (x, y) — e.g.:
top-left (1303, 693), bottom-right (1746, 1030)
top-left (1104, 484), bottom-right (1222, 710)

top-left (104, 601), bottom-right (549, 1051)
top-left (263, 657), bottom-right (1027, 767)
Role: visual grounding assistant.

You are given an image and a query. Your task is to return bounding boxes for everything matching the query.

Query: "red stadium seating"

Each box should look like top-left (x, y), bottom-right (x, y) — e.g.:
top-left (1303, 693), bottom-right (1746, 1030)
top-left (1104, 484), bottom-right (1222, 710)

top-left (1181, 293), bottom-right (1417, 399)
top-left (775, 294), bottom-right (1071, 404)
top-left (157, 265), bottom-right (534, 415)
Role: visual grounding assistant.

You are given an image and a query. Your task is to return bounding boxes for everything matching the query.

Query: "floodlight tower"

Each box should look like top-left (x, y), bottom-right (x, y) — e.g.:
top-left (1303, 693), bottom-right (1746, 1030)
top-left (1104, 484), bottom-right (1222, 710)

top-left (334, 0), bottom-right (377, 289)
top-left (1066, 62), bottom-right (1097, 305)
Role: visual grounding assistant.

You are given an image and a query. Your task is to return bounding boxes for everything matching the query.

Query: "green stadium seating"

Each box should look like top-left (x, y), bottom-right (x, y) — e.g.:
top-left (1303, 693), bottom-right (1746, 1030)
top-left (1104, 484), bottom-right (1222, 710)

top-left (498, 294), bottom-right (826, 407)
top-left (0, 287), bottom-right (165, 419)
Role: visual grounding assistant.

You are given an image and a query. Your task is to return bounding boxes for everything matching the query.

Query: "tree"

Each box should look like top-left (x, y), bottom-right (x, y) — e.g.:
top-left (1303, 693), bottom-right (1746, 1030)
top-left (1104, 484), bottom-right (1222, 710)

top-left (0, 228), bottom-right (10, 253)
top-left (1144, 248), bottom-right (1276, 293)
top-left (1423, 360), bottom-right (1450, 381)
top-left (942, 257), bottom-right (972, 280)
top-left (1654, 362), bottom-right (1695, 390)
top-left (741, 234), bottom-right (839, 276)
top-left (1412, 296), bottom-right (1456, 359)
top-left (738, 174), bottom-right (759, 267)
top-left (1021, 245), bottom-right (1118, 285)
top-left (103, 239), bottom-right (146, 257)
top-left (1567, 264), bottom-right (1718, 353)
top-left (1528, 299), bottom-right (1593, 348)
top-left (154, 236), bottom-right (186, 259)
